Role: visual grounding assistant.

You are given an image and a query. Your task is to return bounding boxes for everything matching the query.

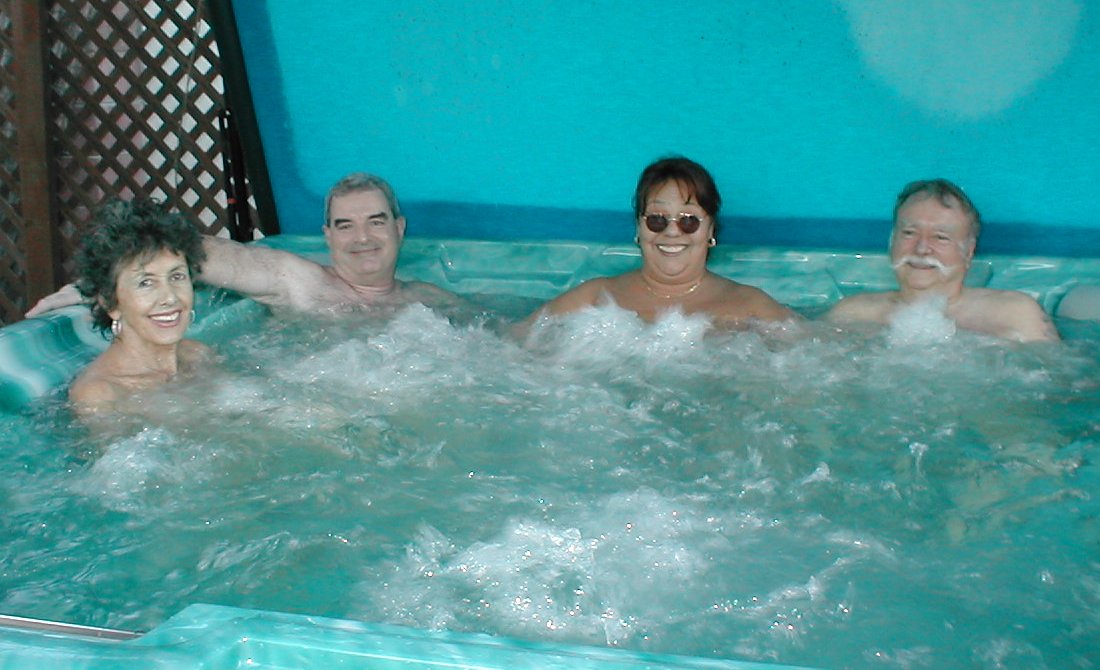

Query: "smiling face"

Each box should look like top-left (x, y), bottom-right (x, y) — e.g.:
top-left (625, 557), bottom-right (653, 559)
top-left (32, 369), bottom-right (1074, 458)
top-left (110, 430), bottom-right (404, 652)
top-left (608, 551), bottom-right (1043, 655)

top-left (323, 189), bottom-right (407, 286)
top-left (889, 194), bottom-right (976, 295)
top-left (109, 248), bottom-right (194, 347)
top-left (637, 179), bottom-right (714, 283)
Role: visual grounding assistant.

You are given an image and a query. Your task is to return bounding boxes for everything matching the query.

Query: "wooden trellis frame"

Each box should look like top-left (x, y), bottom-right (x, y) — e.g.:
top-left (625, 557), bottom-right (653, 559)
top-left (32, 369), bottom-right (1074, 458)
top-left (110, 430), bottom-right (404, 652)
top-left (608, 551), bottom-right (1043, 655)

top-left (0, 0), bottom-right (267, 325)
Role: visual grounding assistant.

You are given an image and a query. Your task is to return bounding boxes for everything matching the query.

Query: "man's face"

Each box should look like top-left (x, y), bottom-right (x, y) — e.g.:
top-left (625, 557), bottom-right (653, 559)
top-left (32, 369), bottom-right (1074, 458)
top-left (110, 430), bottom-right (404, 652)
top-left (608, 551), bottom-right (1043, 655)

top-left (323, 189), bottom-right (406, 285)
top-left (889, 195), bottom-right (975, 294)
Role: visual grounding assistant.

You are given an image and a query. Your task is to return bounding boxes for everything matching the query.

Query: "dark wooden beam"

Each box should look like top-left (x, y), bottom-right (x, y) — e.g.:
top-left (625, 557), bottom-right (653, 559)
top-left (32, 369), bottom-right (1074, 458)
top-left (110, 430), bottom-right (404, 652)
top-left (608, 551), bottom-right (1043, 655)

top-left (205, 0), bottom-right (280, 236)
top-left (12, 0), bottom-right (60, 316)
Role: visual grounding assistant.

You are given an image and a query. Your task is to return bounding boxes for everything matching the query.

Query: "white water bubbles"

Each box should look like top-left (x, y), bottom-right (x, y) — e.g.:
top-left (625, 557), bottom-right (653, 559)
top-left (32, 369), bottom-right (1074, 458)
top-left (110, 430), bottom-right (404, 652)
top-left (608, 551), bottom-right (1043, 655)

top-left (30, 296), bottom-right (1098, 667)
top-left (70, 427), bottom-right (223, 515)
top-left (886, 297), bottom-right (957, 346)
top-left (525, 302), bottom-right (714, 382)
top-left (360, 487), bottom-right (734, 649)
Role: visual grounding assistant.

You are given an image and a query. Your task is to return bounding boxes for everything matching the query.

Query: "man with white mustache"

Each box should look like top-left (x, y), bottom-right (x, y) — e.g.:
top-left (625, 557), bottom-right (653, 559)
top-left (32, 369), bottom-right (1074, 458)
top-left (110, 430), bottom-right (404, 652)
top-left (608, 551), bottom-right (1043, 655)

top-left (826, 179), bottom-right (1059, 342)
top-left (28, 173), bottom-right (462, 317)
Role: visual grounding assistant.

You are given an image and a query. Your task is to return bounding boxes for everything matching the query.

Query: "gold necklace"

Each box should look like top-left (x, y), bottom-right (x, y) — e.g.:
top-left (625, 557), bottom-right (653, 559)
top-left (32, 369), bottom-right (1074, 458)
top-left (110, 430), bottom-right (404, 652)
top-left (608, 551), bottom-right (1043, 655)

top-left (642, 278), bottom-right (703, 300)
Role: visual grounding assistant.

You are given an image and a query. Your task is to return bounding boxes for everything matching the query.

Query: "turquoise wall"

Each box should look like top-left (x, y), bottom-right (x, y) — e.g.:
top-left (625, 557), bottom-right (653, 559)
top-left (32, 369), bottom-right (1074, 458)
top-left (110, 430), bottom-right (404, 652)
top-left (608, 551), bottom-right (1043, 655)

top-left (234, 1), bottom-right (1099, 251)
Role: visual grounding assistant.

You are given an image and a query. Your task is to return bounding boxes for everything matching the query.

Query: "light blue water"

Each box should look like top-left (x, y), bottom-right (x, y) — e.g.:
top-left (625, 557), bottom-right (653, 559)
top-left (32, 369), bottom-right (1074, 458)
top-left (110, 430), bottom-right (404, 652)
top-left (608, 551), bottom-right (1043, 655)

top-left (1, 299), bottom-right (1097, 669)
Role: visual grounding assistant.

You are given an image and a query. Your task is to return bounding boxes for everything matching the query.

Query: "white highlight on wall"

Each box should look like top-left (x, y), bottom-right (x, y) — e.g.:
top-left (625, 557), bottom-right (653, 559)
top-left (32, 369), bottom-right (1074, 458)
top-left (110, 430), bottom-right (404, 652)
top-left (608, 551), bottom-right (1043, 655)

top-left (838, 0), bottom-right (1082, 119)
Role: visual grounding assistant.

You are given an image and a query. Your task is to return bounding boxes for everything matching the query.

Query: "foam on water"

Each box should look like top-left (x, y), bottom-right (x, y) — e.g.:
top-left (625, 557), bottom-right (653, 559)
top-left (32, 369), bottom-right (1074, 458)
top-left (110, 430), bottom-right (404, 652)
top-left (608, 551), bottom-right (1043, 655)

top-left (886, 296), bottom-right (957, 345)
top-left (1, 300), bottom-right (1098, 668)
top-left (363, 487), bottom-right (731, 647)
top-left (526, 302), bottom-right (712, 373)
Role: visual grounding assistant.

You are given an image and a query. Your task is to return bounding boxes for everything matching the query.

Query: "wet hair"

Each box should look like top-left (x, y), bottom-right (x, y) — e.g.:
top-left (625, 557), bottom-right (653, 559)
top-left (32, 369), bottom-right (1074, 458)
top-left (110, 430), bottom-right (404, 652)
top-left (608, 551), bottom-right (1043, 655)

top-left (633, 157), bottom-right (722, 237)
top-left (893, 178), bottom-right (981, 239)
top-left (75, 198), bottom-right (206, 335)
top-left (323, 172), bottom-right (402, 226)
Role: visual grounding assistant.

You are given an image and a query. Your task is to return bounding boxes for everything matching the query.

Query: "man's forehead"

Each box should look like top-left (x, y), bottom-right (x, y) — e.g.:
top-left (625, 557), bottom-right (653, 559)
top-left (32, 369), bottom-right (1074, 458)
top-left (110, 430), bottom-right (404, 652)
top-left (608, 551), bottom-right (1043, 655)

top-left (895, 196), bottom-right (970, 229)
top-left (330, 189), bottom-right (390, 215)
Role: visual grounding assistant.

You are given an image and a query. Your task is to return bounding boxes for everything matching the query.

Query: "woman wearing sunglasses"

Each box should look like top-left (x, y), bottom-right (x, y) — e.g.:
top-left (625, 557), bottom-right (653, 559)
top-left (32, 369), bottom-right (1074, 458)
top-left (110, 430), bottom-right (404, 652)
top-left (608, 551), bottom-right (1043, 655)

top-left (519, 156), bottom-right (795, 331)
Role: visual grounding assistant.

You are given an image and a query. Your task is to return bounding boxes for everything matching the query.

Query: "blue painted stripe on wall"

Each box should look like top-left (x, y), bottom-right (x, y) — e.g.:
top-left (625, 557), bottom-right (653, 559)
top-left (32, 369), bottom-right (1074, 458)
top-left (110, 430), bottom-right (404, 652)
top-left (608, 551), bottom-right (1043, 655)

top-left (401, 201), bottom-right (1100, 257)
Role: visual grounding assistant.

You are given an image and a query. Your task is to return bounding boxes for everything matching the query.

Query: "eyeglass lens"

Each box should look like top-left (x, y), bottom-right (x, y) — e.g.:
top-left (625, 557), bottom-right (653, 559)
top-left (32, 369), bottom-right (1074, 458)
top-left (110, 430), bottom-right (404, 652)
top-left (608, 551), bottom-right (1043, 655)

top-left (644, 213), bottom-right (702, 234)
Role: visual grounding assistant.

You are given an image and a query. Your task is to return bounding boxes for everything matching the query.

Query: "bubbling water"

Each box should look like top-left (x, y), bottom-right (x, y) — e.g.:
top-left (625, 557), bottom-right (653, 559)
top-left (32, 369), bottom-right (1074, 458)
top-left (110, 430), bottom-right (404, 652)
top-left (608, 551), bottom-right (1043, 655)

top-left (887, 296), bottom-right (957, 344)
top-left (0, 301), bottom-right (1097, 669)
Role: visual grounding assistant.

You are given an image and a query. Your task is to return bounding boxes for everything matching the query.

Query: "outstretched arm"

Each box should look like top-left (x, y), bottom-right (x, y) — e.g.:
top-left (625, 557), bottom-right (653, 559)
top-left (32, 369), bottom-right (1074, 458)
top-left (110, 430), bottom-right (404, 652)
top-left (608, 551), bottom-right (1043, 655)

top-left (26, 283), bottom-right (85, 317)
top-left (25, 236), bottom-right (326, 318)
top-left (197, 236), bottom-right (324, 308)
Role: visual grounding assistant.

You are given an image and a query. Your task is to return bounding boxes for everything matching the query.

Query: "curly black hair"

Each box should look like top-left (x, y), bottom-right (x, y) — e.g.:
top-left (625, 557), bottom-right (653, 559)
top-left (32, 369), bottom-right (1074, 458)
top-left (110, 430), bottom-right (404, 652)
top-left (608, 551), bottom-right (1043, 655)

top-left (75, 199), bottom-right (206, 334)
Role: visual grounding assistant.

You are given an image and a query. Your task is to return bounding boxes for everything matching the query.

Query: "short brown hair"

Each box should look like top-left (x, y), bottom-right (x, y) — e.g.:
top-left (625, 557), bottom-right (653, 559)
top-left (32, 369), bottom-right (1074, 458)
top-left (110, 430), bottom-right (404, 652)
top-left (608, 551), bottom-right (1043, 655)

top-left (894, 178), bottom-right (981, 239)
top-left (324, 172), bottom-right (402, 226)
top-left (633, 157), bottom-right (722, 236)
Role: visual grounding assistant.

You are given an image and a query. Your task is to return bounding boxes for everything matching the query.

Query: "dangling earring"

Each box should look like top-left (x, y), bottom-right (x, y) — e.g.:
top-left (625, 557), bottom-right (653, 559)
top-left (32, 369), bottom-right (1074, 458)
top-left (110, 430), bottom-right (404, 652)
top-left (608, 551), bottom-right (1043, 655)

top-left (708, 237), bottom-right (717, 248)
top-left (190, 309), bottom-right (196, 324)
top-left (633, 236), bottom-right (640, 246)
top-left (111, 319), bottom-right (122, 338)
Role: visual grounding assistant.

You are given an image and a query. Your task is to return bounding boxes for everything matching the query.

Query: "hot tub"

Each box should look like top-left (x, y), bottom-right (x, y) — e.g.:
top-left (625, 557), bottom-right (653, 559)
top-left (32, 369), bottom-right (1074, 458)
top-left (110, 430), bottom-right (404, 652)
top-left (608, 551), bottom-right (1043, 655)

top-left (1, 236), bottom-right (1098, 668)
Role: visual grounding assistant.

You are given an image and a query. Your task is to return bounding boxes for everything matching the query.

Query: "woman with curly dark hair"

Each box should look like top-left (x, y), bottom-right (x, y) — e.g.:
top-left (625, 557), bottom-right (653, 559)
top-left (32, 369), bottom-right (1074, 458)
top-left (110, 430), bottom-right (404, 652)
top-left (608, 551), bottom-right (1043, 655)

top-left (68, 199), bottom-right (212, 413)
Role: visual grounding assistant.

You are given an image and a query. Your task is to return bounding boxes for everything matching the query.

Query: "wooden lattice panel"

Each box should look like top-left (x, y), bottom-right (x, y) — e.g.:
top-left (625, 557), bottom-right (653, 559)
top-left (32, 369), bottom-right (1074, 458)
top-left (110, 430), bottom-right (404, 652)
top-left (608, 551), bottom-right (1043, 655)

top-left (46, 0), bottom-right (230, 279)
top-left (0, 0), bottom-right (24, 324)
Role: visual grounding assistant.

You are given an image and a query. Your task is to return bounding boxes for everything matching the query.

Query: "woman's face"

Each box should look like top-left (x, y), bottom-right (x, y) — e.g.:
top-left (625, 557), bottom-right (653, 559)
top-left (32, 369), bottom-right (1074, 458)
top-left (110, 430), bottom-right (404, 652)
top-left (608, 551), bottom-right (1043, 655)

top-left (108, 248), bottom-right (194, 347)
top-left (637, 180), bottom-right (714, 280)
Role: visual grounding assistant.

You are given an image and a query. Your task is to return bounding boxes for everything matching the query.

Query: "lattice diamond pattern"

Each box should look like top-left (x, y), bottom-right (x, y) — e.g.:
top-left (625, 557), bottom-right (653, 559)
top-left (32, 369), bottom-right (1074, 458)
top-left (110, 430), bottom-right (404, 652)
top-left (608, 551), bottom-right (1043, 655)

top-left (46, 0), bottom-right (232, 278)
top-left (0, 0), bottom-right (24, 322)
top-left (1, 0), bottom-right (246, 325)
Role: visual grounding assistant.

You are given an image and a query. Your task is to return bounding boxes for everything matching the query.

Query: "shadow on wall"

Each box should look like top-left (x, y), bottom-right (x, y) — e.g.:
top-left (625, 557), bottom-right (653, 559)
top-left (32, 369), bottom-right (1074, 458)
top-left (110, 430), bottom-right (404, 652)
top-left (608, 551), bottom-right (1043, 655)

top-left (839, 0), bottom-right (1082, 119)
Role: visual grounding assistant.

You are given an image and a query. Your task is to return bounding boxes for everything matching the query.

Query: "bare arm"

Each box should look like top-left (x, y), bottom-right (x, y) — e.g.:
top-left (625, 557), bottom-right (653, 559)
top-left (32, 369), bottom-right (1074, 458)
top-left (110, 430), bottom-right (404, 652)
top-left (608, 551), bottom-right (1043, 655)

top-left (999, 293), bottom-right (1060, 343)
top-left (743, 287), bottom-right (800, 323)
top-left (25, 283), bottom-right (84, 317)
top-left (511, 279), bottom-right (608, 339)
top-left (24, 236), bottom-right (326, 317)
top-left (199, 236), bottom-right (326, 308)
top-left (824, 293), bottom-right (893, 325)
top-left (537, 280), bottom-right (608, 317)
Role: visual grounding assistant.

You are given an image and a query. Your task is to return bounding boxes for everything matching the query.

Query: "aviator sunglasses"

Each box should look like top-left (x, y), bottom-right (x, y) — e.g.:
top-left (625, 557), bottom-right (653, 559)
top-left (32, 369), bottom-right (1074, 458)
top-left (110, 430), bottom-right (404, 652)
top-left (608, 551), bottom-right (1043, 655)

top-left (642, 212), bottom-right (703, 234)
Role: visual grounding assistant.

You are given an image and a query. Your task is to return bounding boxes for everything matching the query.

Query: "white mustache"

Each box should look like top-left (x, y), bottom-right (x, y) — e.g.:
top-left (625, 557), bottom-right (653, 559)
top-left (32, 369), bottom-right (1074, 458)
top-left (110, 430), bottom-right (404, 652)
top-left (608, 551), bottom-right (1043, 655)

top-left (892, 255), bottom-right (952, 276)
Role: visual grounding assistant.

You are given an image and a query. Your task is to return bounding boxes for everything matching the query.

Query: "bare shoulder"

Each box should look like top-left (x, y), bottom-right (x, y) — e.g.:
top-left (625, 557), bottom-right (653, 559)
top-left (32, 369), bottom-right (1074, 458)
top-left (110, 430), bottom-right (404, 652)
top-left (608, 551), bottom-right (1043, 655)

top-left (961, 288), bottom-right (1059, 342)
top-left (178, 339), bottom-right (216, 368)
top-left (721, 278), bottom-right (800, 323)
top-left (967, 287), bottom-right (1039, 308)
top-left (68, 364), bottom-right (123, 413)
top-left (540, 277), bottom-right (614, 316)
top-left (704, 278), bottom-right (792, 325)
top-left (512, 277), bottom-right (613, 339)
top-left (825, 291), bottom-right (896, 324)
top-left (400, 280), bottom-right (464, 307)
